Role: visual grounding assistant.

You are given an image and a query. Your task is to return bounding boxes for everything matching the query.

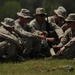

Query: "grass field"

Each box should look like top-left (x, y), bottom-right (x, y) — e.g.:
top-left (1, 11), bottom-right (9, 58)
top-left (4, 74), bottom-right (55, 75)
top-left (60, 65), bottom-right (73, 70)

top-left (0, 58), bottom-right (75, 75)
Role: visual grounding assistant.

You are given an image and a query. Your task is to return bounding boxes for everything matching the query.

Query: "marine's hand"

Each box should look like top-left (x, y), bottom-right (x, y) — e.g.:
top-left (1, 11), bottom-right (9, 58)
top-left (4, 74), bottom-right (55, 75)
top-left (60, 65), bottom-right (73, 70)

top-left (46, 38), bottom-right (55, 42)
top-left (57, 46), bottom-right (65, 54)
top-left (42, 31), bottom-right (48, 36)
top-left (38, 35), bottom-right (46, 39)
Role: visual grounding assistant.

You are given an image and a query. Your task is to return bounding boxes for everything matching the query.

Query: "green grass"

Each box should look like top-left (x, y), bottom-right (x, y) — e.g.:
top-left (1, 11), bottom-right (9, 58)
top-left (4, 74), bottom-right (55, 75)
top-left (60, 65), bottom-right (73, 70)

top-left (0, 58), bottom-right (75, 75)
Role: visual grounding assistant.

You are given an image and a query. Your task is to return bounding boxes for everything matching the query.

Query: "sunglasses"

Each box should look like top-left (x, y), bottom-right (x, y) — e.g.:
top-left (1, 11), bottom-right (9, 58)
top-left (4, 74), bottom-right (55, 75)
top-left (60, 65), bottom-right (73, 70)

top-left (37, 14), bottom-right (46, 17)
top-left (66, 21), bottom-right (73, 24)
top-left (26, 18), bottom-right (31, 19)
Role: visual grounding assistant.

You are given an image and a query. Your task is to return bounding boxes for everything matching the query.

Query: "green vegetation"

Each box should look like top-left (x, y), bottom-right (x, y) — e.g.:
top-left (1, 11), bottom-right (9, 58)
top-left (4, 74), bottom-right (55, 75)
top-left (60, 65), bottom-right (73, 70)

top-left (0, 0), bottom-right (75, 21)
top-left (0, 1), bottom-right (21, 21)
top-left (0, 59), bottom-right (75, 75)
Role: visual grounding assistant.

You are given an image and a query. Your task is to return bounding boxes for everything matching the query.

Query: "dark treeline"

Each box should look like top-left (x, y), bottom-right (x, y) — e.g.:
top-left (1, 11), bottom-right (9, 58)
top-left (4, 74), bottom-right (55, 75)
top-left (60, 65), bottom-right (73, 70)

top-left (0, 0), bottom-right (75, 21)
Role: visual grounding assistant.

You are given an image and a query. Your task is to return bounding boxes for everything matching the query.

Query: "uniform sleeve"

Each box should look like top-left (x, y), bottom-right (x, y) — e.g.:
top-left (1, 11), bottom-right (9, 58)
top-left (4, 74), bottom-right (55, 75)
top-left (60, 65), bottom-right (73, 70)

top-left (14, 24), bottom-right (38, 38)
top-left (30, 26), bottom-right (42, 35)
top-left (60, 29), bottom-right (70, 47)
top-left (48, 17), bottom-right (64, 39)
top-left (55, 27), bottom-right (64, 39)
top-left (55, 29), bottom-right (70, 47)
top-left (64, 37), bottom-right (75, 48)
top-left (0, 41), bottom-right (7, 47)
top-left (0, 32), bottom-right (21, 47)
top-left (29, 20), bottom-right (42, 35)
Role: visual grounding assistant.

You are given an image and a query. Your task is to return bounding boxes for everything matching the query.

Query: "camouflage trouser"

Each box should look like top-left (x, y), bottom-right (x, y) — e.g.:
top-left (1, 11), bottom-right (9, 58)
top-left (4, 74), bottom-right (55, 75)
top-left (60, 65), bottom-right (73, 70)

top-left (0, 41), bottom-right (7, 56)
top-left (32, 37), bottom-right (41, 53)
top-left (21, 37), bottom-right (41, 55)
top-left (0, 45), bottom-right (7, 57)
top-left (7, 43), bottom-right (16, 57)
top-left (0, 42), bottom-right (16, 57)
top-left (62, 44), bottom-right (75, 59)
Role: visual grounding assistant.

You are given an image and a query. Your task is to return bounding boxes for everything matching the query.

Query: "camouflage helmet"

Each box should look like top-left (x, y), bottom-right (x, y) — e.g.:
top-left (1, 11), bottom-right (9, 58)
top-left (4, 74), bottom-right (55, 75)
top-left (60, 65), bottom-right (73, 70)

top-left (65, 13), bottom-right (75, 22)
top-left (34, 7), bottom-right (47, 16)
top-left (54, 6), bottom-right (66, 18)
top-left (17, 8), bottom-right (32, 19)
top-left (1, 18), bottom-right (15, 28)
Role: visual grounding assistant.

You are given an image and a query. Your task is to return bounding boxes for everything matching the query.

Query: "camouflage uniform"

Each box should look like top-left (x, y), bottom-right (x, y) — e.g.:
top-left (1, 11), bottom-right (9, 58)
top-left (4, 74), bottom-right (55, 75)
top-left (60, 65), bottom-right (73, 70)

top-left (57, 13), bottom-right (75, 58)
top-left (30, 7), bottom-right (54, 56)
top-left (30, 7), bottom-right (64, 45)
top-left (46, 16), bottom-right (64, 39)
top-left (50, 6), bottom-right (66, 27)
top-left (59, 28), bottom-right (75, 46)
top-left (59, 28), bottom-right (75, 58)
top-left (46, 6), bottom-right (66, 40)
top-left (30, 19), bottom-right (47, 31)
top-left (15, 9), bottom-right (41, 56)
top-left (0, 18), bottom-right (21, 57)
top-left (30, 8), bottom-right (47, 32)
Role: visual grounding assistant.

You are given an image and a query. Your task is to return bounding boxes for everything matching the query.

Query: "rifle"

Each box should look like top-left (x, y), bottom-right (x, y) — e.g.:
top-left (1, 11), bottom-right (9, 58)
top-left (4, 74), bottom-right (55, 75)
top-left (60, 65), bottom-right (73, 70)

top-left (46, 14), bottom-right (59, 45)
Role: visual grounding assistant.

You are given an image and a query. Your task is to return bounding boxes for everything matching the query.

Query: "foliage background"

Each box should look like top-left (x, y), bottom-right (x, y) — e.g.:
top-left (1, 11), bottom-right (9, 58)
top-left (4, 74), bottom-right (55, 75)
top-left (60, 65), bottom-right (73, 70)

top-left (0, 0), bottom-right (75, 21)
